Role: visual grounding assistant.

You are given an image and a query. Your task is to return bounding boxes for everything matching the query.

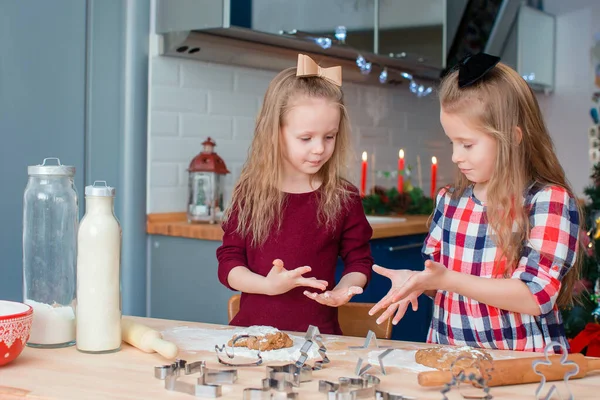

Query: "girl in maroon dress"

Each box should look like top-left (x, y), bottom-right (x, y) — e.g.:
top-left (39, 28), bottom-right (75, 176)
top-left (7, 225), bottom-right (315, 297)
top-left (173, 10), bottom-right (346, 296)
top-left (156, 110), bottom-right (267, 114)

top-left (217, 54), bottom-right (373, 334)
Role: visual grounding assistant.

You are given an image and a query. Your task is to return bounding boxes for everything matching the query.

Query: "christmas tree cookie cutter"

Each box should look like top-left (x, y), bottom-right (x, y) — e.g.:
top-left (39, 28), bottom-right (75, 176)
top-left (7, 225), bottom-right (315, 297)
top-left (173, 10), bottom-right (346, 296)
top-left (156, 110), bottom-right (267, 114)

top-left (532, 341), bottom-right (579, 400)
top-left (214, 334), bottom-right (263, 367)
top-left (154, 359), bottom-right (238, 398)
top-left (294, 325), bottom-right (330, 370)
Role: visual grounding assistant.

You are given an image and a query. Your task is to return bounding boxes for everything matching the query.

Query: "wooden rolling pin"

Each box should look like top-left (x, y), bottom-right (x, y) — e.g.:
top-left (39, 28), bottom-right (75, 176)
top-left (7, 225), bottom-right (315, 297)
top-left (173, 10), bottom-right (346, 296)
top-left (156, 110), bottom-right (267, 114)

top-left (121, 318), bottom-right (179, 359)
top-left (418, 353), bottom-right (600, 387)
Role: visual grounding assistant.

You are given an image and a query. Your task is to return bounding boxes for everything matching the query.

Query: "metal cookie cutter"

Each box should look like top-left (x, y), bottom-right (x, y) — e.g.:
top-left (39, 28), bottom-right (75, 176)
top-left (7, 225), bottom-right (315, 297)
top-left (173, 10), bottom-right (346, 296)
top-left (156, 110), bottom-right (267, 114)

top-left (440, 355), bottom-right (493, 400)
top-left (154, 359), bottom-right (238, 398)
top-left (532, 340), bottom-right (579, 400)
top-left (355, 348), bottom-right (395, 376)
top-left (348, 330), bottom-right (391, 350)
top-left (375, 391), bottom-right (416, 400)
top-left (266, 364), bottom-right (313, 387)
top-left (294, 325), bottom-right (330, 370)
top-left (318, 374), bottom-right (381, 399)
top-left (243, 377), bottom-right (298, 399)
top-left (215, 334), bottom-right (263, 367)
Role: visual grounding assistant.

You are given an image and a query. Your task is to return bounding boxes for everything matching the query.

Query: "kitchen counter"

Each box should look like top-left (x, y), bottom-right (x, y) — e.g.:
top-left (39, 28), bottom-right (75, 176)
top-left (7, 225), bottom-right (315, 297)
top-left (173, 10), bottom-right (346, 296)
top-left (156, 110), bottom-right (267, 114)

top-left (1, 316), bottom-right (599, 399)
top-left (147, 212), bottom-right (430, 241)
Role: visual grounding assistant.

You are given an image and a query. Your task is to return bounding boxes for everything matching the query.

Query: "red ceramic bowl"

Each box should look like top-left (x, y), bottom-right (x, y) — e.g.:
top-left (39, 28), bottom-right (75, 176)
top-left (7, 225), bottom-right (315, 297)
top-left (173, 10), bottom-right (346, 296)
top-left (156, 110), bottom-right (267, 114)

top-left (0, 300), bottom-right (33, 366)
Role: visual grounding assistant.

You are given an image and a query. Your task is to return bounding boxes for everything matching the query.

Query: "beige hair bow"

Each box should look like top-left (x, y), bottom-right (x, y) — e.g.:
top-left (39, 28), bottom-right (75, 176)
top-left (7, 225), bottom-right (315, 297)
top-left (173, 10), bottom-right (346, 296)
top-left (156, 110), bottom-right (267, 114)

top-left (296, 54), bottom-right (342, 86)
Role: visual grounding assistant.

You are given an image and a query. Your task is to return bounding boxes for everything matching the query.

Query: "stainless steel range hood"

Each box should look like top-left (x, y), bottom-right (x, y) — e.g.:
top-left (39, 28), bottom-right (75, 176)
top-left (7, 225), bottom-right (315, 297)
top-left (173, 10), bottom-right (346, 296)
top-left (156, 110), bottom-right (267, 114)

top-left (157, 27), bottom-right (443, 84)
top-left (154, 0), bottom-right (522, 86)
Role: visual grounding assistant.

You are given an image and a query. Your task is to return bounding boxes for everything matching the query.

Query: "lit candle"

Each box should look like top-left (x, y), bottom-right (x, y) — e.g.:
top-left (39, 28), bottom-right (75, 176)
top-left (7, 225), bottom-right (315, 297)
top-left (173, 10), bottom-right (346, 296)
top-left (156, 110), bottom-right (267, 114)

top-left (398, 149), bottom-right (405, 194)
top-left (361, 151), bottom-right (368, 197)
top-left (431, 156), bottom-right (438, 199)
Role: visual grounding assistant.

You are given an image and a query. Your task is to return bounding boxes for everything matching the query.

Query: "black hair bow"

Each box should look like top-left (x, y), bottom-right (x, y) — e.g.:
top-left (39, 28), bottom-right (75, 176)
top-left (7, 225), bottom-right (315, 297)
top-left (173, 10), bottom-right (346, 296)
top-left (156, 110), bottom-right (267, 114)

top-left (442, 52), bottom-right (501, 88)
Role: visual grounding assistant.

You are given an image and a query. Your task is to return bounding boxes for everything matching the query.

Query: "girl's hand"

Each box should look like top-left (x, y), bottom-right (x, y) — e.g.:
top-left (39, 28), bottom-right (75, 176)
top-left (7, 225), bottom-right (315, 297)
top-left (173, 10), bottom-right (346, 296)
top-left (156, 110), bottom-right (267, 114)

top-left (265, 259), bottom-right (328, 296)
top-left (303, 285), bottom-right (363, 307)
top-left (372, 292), bottom-right (422, 325)
top-left (369, 260), bottom-right (447, 319)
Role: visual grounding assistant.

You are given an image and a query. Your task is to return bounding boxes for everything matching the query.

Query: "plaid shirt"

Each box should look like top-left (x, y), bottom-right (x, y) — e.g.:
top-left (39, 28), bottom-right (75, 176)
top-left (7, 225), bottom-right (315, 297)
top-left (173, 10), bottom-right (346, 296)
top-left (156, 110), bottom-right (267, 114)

top-left (422, 183), bottom-right (579, 352)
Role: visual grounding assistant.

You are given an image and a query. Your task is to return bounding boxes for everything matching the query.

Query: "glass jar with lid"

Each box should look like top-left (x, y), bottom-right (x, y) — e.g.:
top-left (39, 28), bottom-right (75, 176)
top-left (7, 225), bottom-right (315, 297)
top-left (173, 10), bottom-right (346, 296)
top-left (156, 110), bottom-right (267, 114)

top-left (23, 157), bottom-right (78, 348)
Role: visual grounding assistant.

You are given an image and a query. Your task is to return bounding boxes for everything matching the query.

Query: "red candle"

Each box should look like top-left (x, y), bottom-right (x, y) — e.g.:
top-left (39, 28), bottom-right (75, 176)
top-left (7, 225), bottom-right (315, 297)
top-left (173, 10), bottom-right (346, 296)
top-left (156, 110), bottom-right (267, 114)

top-left (398, 149), bottom-right (405, 194)
top-left (430, 156), bottom-right (438, 199)
top-left (360, 151), bottom-right (368, 197)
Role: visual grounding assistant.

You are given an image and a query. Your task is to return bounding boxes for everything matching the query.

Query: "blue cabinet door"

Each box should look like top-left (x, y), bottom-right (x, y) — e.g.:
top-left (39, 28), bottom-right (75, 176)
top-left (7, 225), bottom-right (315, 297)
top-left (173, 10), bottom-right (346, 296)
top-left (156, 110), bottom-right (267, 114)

top-left (336, 234), bottom-right (433, 343)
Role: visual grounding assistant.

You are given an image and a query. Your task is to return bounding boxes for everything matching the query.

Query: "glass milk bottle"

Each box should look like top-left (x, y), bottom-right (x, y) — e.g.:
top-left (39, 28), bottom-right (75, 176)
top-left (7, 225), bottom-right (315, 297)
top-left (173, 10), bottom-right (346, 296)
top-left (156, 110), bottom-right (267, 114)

top-left (23, 158), bottom-right (78, 348)
top-left (76, 181), bottom-right (122, 353)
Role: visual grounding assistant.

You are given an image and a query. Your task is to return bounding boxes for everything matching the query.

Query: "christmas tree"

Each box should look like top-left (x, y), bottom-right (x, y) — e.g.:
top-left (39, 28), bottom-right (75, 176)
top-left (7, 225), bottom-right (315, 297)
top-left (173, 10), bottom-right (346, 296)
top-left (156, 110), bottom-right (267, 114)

top-left (561, 163), bottom-right (600, 341)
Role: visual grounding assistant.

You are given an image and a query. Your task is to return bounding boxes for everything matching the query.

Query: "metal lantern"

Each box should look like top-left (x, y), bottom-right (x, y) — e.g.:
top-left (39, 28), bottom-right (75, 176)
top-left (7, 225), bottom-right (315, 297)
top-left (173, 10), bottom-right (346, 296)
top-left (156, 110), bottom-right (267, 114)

top-left (187, 137), bottom-right (230, 224)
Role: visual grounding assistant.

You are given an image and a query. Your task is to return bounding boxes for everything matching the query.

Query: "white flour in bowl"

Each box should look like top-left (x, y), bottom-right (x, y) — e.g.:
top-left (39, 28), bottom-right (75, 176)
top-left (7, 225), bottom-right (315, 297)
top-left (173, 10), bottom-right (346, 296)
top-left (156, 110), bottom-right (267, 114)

top-left (161, 325), bottom-right (325, 363)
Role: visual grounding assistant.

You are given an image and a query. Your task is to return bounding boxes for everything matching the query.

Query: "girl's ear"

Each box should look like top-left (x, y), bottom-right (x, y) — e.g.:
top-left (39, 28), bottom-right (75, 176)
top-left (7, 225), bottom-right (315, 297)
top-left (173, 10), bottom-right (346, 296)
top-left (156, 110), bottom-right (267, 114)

top-left (514, 126), bottom-right (523, 144)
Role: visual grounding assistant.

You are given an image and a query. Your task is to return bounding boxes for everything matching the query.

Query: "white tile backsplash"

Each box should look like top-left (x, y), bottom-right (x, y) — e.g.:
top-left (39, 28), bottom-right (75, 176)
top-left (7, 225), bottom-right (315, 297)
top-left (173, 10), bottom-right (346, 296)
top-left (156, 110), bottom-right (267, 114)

top-left (147, 56), bottom-right (449, 213)
top-left (180, 113), bottom-right (233, 140)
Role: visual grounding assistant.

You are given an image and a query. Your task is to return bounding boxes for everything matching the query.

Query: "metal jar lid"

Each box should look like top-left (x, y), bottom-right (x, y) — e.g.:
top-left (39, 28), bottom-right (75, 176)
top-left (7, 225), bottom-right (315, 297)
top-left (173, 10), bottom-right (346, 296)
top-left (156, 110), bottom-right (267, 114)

top-left (85, 181), bottom-right (116, 197)
top-left (27, 158), bottom-right (75, 177)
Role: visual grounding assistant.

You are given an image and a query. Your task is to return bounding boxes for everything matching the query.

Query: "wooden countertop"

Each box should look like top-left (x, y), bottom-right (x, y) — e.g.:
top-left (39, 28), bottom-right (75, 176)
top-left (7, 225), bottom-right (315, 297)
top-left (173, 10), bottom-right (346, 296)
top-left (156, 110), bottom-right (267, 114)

top-left (2, 316), bottom-right (598, 399)
top-left (147, 212), bottom-right (430, 241)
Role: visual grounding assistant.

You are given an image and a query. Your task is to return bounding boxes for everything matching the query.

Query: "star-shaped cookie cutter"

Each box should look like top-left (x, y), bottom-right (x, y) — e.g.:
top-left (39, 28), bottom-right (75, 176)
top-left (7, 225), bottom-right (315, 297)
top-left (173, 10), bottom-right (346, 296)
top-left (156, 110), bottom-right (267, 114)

top-left (532, 340), bottom-right (579, 400)
top-left (154, 359), bottom-right (238, 398)
top-left (294, 325), bottom-right (330, 370)
top-left (355, 348), bottom-right (396, 376)
top-left (440, 355), bottom-right (494, 400)
top-left (215, 334), bottom-right (263, 367)
top-left (318, 374), bottom-right (381, 398)
top-left (348, 330), bottom-right (392, 350)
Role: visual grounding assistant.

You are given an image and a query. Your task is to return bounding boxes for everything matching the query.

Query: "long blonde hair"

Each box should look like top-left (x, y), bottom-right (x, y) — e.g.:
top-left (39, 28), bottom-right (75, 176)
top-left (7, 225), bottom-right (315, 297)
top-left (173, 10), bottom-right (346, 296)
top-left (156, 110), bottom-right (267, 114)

top-left (438, 62), bottom-right (581, 307)
top-left (224, 67), bottom-right (353, 247)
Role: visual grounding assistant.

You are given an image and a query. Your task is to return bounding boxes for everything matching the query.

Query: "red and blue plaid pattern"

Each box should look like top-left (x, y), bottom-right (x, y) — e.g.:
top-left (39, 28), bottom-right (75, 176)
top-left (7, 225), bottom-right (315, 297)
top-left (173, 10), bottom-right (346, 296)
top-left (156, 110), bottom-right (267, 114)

top-left (422, 183), bottom-right (579, 352)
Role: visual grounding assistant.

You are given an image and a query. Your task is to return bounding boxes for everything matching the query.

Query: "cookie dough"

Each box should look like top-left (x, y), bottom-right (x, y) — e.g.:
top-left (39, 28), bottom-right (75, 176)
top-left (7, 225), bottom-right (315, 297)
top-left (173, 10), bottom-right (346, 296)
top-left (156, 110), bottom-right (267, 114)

top-left (415, 345), bottom-right (493, 370)
top-left (228, 326), bottom-right (293, 351)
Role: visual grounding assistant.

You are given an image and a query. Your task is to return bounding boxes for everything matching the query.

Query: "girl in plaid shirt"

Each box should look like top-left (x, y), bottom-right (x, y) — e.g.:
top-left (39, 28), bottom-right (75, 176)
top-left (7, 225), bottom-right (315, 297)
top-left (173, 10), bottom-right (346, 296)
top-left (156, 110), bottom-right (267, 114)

top-left (369, 54), bottom-right (581, 352)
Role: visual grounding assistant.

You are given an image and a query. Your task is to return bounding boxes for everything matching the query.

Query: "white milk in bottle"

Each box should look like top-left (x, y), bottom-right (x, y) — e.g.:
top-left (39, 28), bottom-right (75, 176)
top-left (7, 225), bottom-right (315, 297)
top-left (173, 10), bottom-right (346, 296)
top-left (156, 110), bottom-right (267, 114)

top-left (76, 181), bottom-right (122, 353)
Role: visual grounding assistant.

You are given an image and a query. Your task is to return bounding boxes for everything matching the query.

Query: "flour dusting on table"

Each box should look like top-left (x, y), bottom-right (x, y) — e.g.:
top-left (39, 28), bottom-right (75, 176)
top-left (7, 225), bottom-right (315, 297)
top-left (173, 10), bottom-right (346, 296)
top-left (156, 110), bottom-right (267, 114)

top-left (368, 349), bottom-right (436, 372)
top-left (368, 346), bottom-right (516, 373)
top-left (161, 325), bottom-right (325, 362)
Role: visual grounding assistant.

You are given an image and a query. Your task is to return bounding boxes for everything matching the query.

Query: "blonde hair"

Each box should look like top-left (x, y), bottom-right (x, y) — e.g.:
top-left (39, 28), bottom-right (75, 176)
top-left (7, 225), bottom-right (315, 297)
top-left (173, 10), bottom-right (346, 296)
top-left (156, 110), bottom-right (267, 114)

top-left (224, 67), bottom-right (353, 247)
top-left (438, 62), bottom-right (581, 307)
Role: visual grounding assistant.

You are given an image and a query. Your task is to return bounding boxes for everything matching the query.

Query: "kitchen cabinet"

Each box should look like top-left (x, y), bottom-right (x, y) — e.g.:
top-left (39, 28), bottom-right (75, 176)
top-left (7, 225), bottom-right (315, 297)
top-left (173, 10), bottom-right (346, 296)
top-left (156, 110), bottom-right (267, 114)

top-left (338, 234), bottom-right (432, 343)
top-left (501, 4), bottom-right (556, 92)
top-left (149, 235), bottom-right (234, 325)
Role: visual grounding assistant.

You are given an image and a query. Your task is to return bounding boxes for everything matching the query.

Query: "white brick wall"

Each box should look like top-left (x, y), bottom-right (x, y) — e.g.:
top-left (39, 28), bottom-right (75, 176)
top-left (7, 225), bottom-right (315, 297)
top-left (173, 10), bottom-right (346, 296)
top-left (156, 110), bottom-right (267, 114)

top-left (148, 57), bottom-right (450, 213)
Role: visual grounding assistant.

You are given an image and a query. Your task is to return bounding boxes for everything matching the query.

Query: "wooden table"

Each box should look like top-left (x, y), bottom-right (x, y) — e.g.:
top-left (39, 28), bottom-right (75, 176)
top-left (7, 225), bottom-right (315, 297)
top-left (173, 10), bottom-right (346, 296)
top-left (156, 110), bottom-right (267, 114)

top-left (1, 317), bottom-right (598, 399)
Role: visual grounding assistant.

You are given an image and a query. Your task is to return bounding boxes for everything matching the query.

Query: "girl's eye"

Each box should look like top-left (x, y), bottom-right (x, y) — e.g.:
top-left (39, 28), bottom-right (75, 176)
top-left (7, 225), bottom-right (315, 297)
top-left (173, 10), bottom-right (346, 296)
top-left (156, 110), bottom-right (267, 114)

top-left (463, 144), bottom-right (472, 149)
top-left (326, 136), bottom-right (335, 140)
top-left (300, 137), bottom-right (311, 142)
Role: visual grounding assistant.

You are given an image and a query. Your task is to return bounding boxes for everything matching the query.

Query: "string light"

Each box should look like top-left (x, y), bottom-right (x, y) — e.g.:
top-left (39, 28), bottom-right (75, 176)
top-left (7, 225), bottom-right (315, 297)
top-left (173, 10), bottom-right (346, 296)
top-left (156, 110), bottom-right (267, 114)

top-left (334, 26), bottom-right (347, 43)
top-left (281, 26), bottom-right (434, 97)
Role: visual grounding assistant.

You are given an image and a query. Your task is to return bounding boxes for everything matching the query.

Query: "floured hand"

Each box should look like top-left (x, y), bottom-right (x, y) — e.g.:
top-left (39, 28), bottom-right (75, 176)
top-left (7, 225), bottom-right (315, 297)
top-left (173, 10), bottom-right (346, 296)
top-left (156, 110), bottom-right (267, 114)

top-left (303, 285), bottom-right (363, 307)
top-left (265, 259), bottom-right (328, 296)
